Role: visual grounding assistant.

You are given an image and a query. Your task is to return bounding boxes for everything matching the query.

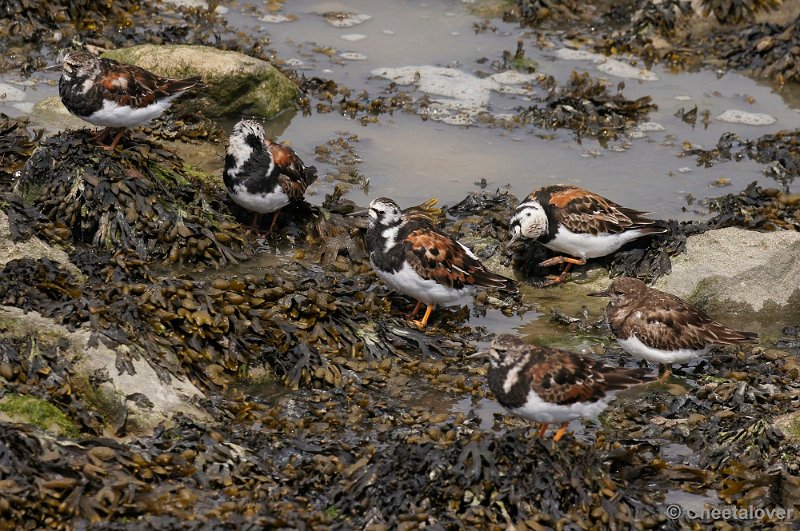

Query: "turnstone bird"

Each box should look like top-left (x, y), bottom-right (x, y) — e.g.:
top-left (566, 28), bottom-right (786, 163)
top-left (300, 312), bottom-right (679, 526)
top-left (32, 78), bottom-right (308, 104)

top-left (589, 277), bottom-right (758, 380)
top-left (365, 197), bottom-right (516, 330)
top-left (508, 185), bottom-right (666, 286)
top-left (58, 50), bottom-right (202, 150)
top-left (223, 119), bottom-right (318, 234)
top-left (475, 334), bottom-right (654, 442)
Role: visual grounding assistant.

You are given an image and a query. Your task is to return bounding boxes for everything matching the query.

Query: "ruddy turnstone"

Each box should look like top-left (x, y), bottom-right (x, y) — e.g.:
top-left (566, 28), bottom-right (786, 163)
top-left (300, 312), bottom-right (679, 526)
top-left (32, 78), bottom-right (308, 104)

top-left (508, 185), bottom-right (666, 286)
top-left (58, 50), bottom-right (202, 150)
top-left (365, 197), bottom-right (516, 330)
top-left (223, 119), bottom-right (318, 234)
top-left (475, 334), bottom-right (654, 442)
top-left (589, 277), bottom-right (758, 380)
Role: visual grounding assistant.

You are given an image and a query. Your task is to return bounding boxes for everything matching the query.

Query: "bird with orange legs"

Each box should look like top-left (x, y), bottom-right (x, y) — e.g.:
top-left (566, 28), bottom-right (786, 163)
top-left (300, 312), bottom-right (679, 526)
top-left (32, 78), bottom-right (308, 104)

top-left (364, 197), bottom-right (516, 330)
top-left (472, 334), bottom-right (655, 442)
top-left (508, 185), bottom-right (666, 286)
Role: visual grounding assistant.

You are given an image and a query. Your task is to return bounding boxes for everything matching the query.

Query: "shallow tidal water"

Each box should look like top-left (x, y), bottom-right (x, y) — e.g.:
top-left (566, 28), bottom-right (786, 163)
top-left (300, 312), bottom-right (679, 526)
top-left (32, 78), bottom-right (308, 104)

top-left (2, 0), bottom-right (799, 218)
top-left (224, 0), bottom-right (800, 220)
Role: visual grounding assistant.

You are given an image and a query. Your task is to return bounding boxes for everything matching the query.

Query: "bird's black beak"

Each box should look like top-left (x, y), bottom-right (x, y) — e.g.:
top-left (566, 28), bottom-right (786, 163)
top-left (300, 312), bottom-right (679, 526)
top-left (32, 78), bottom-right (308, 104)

top-left (587, 288), bottom-right (610, 297)
top-left (346, 208), bottom-right (369, 218)
top-left (466, 350), bottom-right (489, 360)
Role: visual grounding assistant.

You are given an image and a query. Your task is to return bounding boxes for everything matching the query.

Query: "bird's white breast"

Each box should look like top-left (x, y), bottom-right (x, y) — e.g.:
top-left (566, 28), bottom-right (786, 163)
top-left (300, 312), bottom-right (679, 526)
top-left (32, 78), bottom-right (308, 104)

top-left (83, 96), bottom-right (179, 128)
top-left (228, 184), bottom-right (289, 214)
top-left (510, 389), bottom-right (613, 424)
top-left (545, 226), bottom-right (652, 259)
top-left (372, 261), bottom-right (474, 306)
top-left (616, 335), bottom-right (708, 364)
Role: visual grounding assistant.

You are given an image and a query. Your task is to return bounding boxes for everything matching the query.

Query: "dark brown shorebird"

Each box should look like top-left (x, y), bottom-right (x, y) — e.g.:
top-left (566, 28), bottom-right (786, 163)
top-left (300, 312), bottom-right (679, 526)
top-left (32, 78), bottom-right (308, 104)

top-left (590, 277), bottom-right (759, 381)
top-left (58, 50), bottom-right (202, 150)
top-left (472, 334), bottom-right (655, 442)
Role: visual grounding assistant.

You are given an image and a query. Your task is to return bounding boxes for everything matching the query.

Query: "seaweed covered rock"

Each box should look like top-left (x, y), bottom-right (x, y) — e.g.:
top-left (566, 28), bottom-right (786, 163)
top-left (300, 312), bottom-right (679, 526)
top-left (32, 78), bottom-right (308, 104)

top-left (0, 0), bottom-right (140, 73)
top-left (696, 0), bottom-right (781, 25)
top-left (518, 70), bottom-right (657, 144)
top-left (13, 130), bottom-right (245, 266)
top-left (102, 44), bottom-right (299, 118)
top-left (0, 304), bottom-right (209, 435)
top-left (331, 431), bottom-right (670, 528)
top-left (0, 114), bottom-right (41, 191)
top-left (514, 0), bottom-right (800, 85)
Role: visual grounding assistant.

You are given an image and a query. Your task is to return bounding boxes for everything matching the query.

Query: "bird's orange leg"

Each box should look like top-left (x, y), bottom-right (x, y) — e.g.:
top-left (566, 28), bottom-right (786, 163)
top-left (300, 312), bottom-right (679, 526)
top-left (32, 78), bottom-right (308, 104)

top-left (265, 210), bottom-right (281, 235)
top-left (537, 423), bottom-right (549, 438)
top-left (657, 364), bottom-right (672, 383)
top-left (405, 301), bottom-right (423, 320)
top-left (552, 422), bottom-right (570, 442)
top-left (538, 256), bottom-right (587, 286)
top-left (410, 304), bottom-right (434, 331)
top-left (538, 256), bottom-right (587, 268)
top-left (105, 129), bottom-right (127, 150)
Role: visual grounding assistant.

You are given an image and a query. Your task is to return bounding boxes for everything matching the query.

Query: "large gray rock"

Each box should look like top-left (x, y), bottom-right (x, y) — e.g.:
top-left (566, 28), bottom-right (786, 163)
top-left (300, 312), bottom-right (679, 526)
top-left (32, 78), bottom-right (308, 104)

top-left (102, 44), bottom-right (299, 118)
top-left (0, 305), bottom-right (209, 436)
top-left (653, 227), bottom-right (800, 313)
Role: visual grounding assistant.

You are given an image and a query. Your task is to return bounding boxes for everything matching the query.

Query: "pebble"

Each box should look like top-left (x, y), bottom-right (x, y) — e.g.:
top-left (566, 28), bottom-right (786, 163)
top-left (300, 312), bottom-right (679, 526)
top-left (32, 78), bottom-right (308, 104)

top-left (715, 109), bottom-right (776, 125)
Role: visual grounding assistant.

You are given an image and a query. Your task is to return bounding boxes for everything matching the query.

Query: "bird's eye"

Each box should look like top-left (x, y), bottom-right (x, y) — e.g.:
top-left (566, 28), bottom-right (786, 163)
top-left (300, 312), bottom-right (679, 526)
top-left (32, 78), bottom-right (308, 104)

top-left (525, 212), bottom-right (531, 217)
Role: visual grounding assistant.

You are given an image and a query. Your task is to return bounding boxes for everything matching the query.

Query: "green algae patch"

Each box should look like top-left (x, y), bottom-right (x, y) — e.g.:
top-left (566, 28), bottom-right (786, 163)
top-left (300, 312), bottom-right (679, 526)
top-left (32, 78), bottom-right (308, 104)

top-left (102, 44), bottom-right (299, 118)
top-left (0, 394), bottom-right (79, 437)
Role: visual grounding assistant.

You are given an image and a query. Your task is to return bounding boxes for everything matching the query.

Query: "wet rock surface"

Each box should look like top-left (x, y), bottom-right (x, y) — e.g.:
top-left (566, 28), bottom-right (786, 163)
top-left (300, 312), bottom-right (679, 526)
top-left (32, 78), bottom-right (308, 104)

top-left (653, 226), bottom-right (800, 313)
top-left (14, 129), bottom-right (245, 266)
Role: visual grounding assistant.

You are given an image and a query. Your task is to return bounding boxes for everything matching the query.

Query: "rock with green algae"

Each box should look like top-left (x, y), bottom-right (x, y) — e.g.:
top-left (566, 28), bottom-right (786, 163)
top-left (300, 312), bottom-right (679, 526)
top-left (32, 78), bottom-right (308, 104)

top-left (102, 44), bottom-right (299, 118)
top-left (0, 394), bottom-right (79, 437)
top-left (0, 305), bottom-right (210, 435)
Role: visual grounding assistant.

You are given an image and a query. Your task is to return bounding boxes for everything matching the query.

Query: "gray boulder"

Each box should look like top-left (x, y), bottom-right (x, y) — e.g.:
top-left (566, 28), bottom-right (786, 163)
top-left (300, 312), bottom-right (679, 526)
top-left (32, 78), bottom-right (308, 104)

top-left (653, 227), bottom-right (800, 314)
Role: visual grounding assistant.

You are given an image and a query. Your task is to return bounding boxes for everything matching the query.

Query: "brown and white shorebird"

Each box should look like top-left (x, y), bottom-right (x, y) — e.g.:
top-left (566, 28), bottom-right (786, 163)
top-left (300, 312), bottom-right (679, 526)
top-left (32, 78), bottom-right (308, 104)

top-left (58, 50), bottom-right (202, 150)
top-left (589, 277), bottom-right (758, 381)
top-left (508, 185), bottom-right (666, 286)
top-left (365, 197), bottom-right (517, 330)
top-left (223, 119), bottom-right (318, 234)
top-left (473, 334), bottom-right (654, 442)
